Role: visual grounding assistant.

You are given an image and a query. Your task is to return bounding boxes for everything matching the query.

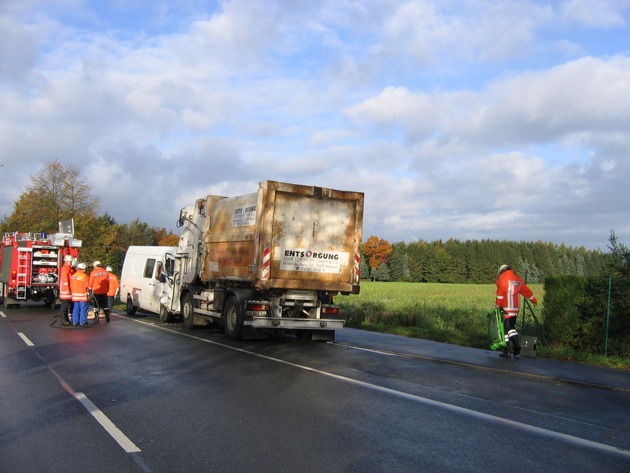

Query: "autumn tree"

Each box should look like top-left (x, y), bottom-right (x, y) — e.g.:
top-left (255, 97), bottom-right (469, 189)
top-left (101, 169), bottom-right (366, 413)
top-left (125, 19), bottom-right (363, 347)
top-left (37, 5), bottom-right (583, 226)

top-left (77, 213), bottom-right (118, 267)
top-left (2, 160), bottom-right (99, 233)
top-left (153, 227), bottom-right (179, 246)
top-left (363, 235), bottom-right (393, 269)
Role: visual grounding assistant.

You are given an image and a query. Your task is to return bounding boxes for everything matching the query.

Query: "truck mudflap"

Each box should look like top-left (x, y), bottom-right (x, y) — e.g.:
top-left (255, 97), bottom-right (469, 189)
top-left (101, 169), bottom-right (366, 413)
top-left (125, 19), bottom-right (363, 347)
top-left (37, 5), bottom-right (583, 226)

top-left (249, 317), bottom-right (345, 330)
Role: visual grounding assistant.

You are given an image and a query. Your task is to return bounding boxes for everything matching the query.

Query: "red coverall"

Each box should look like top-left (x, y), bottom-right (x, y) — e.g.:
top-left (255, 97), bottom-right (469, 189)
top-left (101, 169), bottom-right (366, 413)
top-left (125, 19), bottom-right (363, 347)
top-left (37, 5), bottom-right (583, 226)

top-left (495, 267), bottom-right (537, 355)
top-left (58, 260), bottom-right (74, 323)
top-left (89, 266), bottom-right (110, 321)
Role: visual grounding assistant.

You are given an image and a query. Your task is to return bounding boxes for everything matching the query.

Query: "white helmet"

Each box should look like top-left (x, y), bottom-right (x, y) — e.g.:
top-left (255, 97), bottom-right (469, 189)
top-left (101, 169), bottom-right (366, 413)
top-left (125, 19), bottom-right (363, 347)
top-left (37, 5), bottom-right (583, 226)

top-left (498, 264), bottom-right (510, 275)
top-left (64, 255), bottom-right (74, 263)
top-left (77, 262), bottom-right (87, 270)
top-left (106, 266), bottom-right (112, 272)
top-left (93, 261), bottom-right (102, 267)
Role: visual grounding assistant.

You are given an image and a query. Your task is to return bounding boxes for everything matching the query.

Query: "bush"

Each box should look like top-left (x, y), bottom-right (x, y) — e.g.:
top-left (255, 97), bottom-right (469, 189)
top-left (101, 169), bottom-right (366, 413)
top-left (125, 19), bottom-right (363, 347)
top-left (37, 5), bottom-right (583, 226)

top-left (542, 275), bottom-right (586, 346)
top-left (543, 274), bottom-right (630, 358)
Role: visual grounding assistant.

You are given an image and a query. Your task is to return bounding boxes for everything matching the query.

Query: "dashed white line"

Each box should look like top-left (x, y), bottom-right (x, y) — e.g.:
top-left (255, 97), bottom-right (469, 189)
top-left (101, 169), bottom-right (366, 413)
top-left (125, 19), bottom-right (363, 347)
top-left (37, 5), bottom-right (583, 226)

top-left (45, 363), bottom-right (142, 454)
top-left (15, 326), bottom-right (142, 455)
top-left (17, 332), bottom-right (35, 346)
top-left (74, 392), bottom-right (141, 453)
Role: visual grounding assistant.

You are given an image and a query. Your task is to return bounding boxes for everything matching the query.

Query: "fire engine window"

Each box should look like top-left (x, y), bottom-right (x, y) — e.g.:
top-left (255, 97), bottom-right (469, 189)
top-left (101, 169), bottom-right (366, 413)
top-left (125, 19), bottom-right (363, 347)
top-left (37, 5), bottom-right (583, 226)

top-left (143, 258), bottom-right (156, 278)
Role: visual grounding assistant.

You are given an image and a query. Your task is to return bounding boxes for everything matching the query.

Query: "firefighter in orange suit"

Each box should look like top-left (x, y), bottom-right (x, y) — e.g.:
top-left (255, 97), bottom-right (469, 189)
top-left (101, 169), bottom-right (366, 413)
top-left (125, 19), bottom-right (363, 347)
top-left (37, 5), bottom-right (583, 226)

top-left (495, 265), bottom-right (537, 357)
top-left (70, 262), bottom-right (90, 325)
top-left (105, 266), bottom-right (119, 314)
top-left (59, 254), bottom-right (75, 324)
top-left (89, 261), bottom-right (110, 322)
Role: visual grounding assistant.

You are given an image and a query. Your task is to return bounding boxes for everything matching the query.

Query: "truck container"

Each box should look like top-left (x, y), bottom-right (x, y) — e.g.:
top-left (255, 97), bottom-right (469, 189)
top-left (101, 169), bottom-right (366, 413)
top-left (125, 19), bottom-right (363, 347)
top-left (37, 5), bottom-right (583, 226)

top-left (131, 180), bottom-right (364, 340)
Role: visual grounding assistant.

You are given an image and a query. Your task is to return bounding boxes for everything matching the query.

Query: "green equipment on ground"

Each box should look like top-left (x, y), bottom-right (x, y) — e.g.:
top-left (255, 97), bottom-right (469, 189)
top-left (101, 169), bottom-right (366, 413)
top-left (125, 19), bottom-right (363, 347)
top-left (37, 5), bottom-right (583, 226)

top-left (487, 308), bottom-right (509, 352)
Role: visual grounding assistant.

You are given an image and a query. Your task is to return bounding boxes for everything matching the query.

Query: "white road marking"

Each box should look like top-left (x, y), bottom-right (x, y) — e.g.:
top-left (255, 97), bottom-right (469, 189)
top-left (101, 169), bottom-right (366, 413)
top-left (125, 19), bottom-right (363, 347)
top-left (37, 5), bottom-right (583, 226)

top-left (45, 363), bottom-right (141, 454)
top-left (0, 311), bottom-right (6, 318)
top-left (129, 316), bottom-right (630, 460)
top-left (74, 392), bottom-right (142, 453)
top-left (9, 317), bottom-right (143, 457)
top-left (17, 332), bottom-right (35, 346)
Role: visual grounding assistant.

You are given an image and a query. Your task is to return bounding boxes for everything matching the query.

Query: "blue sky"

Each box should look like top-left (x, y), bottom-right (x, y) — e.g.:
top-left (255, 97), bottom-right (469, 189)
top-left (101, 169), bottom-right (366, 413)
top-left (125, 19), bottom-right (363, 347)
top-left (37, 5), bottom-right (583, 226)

top-left (1, 0), bottom-right (630, 250)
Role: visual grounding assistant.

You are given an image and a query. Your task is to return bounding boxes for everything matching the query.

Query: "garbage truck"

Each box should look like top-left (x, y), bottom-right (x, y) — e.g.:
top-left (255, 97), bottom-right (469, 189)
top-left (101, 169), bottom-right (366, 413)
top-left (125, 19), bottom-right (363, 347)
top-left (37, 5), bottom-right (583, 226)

top-left (145, 180), bottom-right (364, 341)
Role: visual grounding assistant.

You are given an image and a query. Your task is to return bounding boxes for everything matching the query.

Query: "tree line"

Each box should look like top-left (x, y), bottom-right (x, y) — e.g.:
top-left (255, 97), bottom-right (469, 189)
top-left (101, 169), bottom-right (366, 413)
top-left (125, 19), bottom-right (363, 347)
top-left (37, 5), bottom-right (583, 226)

top-left (362, 237), bottom-right (609, 284)
top-left (1, 161), bottom-right (610, 283)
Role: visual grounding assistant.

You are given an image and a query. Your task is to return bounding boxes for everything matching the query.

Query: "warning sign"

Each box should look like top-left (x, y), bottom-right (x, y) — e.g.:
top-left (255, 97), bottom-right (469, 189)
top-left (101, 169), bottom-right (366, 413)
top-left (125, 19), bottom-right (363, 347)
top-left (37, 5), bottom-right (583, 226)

top-left (280, 249), bottom-right (347, 273)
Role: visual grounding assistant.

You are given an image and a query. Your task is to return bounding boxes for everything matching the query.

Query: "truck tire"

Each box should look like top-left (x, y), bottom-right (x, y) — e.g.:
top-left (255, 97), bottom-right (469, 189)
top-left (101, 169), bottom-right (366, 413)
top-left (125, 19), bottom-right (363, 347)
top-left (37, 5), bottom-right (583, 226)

top-left (223, 296), bottom-right (243, 340)
top-left (159, 304), bottom-right (173, 323)
top-left (182, 293), bottom-right (195, 329)
top-left (125, 296), bottom-right (137, 315)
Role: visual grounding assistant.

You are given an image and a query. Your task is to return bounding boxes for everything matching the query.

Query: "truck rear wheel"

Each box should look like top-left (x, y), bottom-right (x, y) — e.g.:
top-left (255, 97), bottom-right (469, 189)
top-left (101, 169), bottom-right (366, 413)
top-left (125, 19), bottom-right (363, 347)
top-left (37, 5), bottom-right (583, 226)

top-left (182, 293), bottom-right (194, 329)
top-left (223, 297), bottom-right (243, 340)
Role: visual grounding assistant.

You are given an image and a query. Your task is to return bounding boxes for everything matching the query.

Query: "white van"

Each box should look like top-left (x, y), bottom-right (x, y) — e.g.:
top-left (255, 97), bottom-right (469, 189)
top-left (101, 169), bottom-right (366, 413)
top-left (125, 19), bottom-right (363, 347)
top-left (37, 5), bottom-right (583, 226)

top-left (120, 246), bottom-right (178, 322)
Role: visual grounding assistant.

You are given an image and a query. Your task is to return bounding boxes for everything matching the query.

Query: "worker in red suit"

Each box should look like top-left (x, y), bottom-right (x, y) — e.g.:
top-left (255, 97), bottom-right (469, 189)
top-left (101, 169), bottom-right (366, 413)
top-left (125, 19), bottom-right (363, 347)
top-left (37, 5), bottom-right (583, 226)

top-left (58, 254), bottom-right (75, 324)
top-left (495, 264), bottom-right (537, 357)
top-left (88, 261), bottom-right (110, 322)
top-left (105, 266), bottom-right (119, 315)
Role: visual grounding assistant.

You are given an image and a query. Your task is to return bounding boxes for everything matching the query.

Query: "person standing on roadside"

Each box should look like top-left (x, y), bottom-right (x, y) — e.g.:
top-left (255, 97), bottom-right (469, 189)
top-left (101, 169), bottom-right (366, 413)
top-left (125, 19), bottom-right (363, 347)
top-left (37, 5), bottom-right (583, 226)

top-left (495, 264), bottom-right (538, 357)
top-left (58, 254), bottom-right (75, 324)
top-left (89, 261), bottom-right (110, 322)
top-left (70, 262), bottom-right (90, 326)
top-left (106, 266), bottom-right (119, 315)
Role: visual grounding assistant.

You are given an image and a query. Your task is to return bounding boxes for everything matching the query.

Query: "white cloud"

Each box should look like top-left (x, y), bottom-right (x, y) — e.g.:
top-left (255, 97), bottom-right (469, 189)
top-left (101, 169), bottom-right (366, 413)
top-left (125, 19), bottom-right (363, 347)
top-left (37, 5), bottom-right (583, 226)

top-left (1, 0), bottom-right (629, 249)
top-left (561, 0), bottom-right (628, 27)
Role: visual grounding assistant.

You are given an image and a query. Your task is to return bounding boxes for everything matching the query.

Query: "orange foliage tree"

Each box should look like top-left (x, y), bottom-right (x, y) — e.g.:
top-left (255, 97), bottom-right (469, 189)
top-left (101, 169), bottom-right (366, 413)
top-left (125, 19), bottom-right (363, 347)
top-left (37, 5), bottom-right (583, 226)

top-left (363, 235), bottom-right (393, 269)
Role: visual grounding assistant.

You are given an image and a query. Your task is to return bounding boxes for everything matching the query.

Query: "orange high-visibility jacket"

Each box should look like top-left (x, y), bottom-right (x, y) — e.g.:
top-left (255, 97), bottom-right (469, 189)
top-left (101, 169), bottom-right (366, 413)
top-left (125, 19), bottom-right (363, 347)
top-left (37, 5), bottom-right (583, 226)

top-left (107, 271), bottom-right (119, 298)
top-left (495, 268), bottom-right (537, 317)
top-left (89, 268), bottom-right (110, 295)
top-left (70, 270), bottom-right (89, 302)
top-left (58, 262), bottom-right (74, 301)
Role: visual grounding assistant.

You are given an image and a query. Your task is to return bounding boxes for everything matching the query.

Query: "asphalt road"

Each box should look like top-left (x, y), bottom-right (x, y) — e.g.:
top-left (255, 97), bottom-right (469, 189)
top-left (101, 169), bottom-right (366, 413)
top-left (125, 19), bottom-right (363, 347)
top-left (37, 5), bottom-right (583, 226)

top-left (1, 304), bottom-right (629, 473)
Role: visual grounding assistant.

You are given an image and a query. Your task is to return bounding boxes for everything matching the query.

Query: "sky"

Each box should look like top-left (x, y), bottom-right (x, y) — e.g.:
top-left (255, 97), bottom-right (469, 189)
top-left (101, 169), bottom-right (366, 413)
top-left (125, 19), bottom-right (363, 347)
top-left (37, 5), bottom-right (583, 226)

top-left (1, 0), bottom-right (630, 251)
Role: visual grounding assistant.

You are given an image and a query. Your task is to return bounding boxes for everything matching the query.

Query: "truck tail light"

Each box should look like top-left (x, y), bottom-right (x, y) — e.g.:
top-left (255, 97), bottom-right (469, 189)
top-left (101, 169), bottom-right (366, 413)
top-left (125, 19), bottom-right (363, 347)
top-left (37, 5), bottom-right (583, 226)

top-left (321, 306), bottom-right (340, 315)
top-left (245, 302), bottom-right (269, 317)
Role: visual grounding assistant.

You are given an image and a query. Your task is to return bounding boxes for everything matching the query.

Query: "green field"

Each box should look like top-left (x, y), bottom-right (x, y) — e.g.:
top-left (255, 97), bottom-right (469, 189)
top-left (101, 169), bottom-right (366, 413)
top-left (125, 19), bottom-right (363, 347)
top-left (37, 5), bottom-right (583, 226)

top-left (337, 280), bottom-right (545, 349)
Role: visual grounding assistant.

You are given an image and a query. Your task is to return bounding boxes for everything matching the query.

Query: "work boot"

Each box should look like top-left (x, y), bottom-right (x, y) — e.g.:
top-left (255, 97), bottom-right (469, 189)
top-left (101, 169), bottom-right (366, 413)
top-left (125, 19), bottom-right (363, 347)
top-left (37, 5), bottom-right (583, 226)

top-left (499, 347), bottom-right (510, 358)
top-left (510, 335), bottom-right (521, 356)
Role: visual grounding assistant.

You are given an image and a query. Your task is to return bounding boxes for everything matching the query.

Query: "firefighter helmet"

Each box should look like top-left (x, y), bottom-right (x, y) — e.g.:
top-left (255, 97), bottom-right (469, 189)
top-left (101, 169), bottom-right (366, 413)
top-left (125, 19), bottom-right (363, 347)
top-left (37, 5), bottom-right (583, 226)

top-left (498, 264), bottom-right (510, 275)
top-left (63, 255), bottom-right (74, 263)
top-left (76, 262), bottom-right (87, 270)
top-left (93, 260), bottom-right (102, 267)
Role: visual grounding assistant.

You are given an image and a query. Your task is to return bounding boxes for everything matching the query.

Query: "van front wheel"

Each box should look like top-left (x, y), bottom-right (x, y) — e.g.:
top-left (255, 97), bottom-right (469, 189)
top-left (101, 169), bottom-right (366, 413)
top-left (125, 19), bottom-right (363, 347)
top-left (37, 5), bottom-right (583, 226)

top-left (159, 304), bottom-right (173, 323)
top-left (125, 296), bottom-right (137, 315)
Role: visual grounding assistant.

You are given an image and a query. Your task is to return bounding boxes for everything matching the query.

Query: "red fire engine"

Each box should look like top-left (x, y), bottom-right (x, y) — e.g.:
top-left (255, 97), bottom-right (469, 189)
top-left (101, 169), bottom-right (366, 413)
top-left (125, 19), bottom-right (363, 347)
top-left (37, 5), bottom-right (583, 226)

top-left (0, 232), bottom-right (81, 309)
